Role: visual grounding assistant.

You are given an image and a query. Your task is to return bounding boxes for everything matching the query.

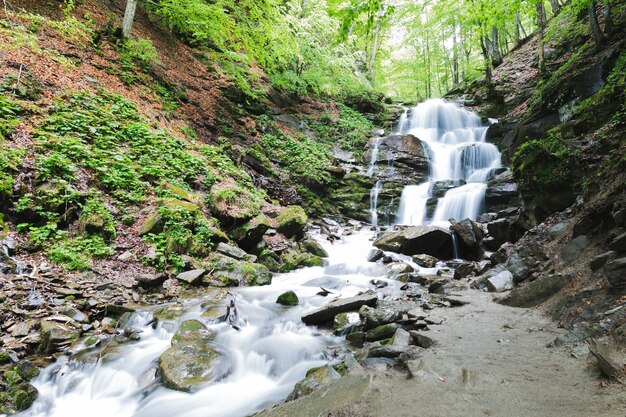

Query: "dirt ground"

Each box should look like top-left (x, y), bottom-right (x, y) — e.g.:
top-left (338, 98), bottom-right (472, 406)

top-left (258, 290), bottom-right (626, 417)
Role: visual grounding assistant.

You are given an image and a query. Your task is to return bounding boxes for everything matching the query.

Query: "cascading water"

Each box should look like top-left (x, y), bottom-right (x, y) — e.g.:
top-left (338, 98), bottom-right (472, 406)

top-left (395, 99), bottom-right (501, 226)
top-left (18, 231), bottom-right (402, 417)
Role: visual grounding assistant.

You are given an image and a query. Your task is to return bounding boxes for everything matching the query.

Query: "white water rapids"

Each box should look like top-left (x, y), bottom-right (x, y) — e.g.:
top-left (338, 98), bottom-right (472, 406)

top-left (395, 99), bottom-right (501, 226)
top-left (17, 231), bottom-right (405, 417)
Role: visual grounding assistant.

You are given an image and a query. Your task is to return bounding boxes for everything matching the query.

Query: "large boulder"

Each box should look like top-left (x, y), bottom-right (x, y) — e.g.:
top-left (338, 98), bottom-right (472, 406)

top-left (501, 274), bottom-right (568, 307)
top-left (560, 235), bottom-right (589, 262)
top-left (158, 320), bottom-right (226, 392)
top-left (276, 206), bottom-right (308, 238)
top-left (363, 134), bottom-right (429, 174)
top-left (38, 321), bottom-right (81, 354)
top-left (450, 219), bottom-right (484, 260)
top-left (301, 293), bottom-right (378, 325)
top-left (358, 305), bottom-right (400, 329)
top-left (231, 213), bottom-right (270, 250)
top-left (605, 257), bottom-right (626, 289)
top-left (374, 226), bottom-right (453, 259)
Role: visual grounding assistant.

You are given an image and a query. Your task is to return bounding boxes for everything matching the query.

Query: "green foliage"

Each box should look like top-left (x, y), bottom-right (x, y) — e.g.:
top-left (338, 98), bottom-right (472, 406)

top-left (120, 38), bottom-right (160, 71)
top-left (80, 197), bottom-right (116, 242)
top-left (261, 132), bottom-right (333, 187)
top-left (310, 104), bottom-right (373, 151)
top-left (512, 134), bottom-right (582, 192)
top-left (0, 93), bottom-right (22, 140)
top-left (48, 235), bottom-right (113, 271)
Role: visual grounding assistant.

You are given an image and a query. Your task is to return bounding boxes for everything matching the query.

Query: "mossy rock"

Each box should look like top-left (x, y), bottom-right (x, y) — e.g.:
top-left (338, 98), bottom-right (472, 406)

top-left (365, 323), bottom-right (398, 342)
top-left (162, 198), bottom-right (199, 213)
top-left (276, 206), bottom-right (308, 238)
top-left (139, 213), bottom-right (164, 236)
top-left (279, 249), bottom-right (324, 272)
top-left (38, 321), bottom-right (81, 354)
top-left (299, 238), bottom-right (328, 258)
top-left (162, 182), bottom-right (202, 205)
top-left (241, 262), bottom-right (272, 286)
top-left (230, 213), bottom-right (270, 248)
top-left (209, 180), bottom-right (264, 222)
top-left (12, 383), bottom-right (38, 411)
top-left (14, 361), bottom-right (39, 381)
top-left (276, 290), bottom-right (299, 306)
top-left (78, 212), bottom-right (115, 241)
top-left (171, 319), bottom-right (215, 345)
top-left (158, 320), bottom-right (225, 392)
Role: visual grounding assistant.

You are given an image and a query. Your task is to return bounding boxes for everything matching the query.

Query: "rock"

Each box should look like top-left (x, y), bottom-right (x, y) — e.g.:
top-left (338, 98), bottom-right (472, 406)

top-left (411, 254), bottom-right (438, 267)
top-left (365, 323), bottom-right (398, 342)
top-left (216, 242), bottom-right (248, 260)
top-left (12, 381), bottom-right (39, 411)
top-left (38, 321), bottom-right (81, 353)
top-left (346, 331), bottom-right (366, 347)
top-left (366, 344), bottom-right (406, 359)
top-left (485, 183), bottom-right (518, 204)
top-left (301, 293), bottom-right (378, 325)
top-left (604, 257), bottom-right (626, 288)
top-left (162, 182), bottom-right (201, 204)
top-left (276, 206), bottom-right (308, 238)
top-left (391, 328), bottom-right (412, 348)
top-left (374, 226), bottom-right (453, 259)
top-left (589, 338), bottom-right (625, 381)
top-left (609, 232), bottom-right (626, 253)
top-left (299, 239), bottom-right (329, 258)
top-left (62, 306), bottom-right (89, 323)
top-left (118, 251), bottom-right (136, 261)
top-left (561, 235), bottom-right (589, 262)
top-left (367, 249), bottom-right (384, 262)
top-left (363, 134), bottom-right (429, 174)
top-left (176, 269), bottom-right (208, 285)
top-left (487, 218), bottom-right (511, 247)
top-left (453, 261), bottom-right (475, 280)
top-left (276, 291), bottom-right (299, 306)
top-left (15, 361), bottom-right (39, 381)
top-left (241, 263), bottom-right (272, 286)
top-left (359, 305), bottom-right (400, 329)
top-left (10, 321), bottom-right (34, 337)
top-left (388, 262), bottom-right (414, 275)
top-left (548, 221), bottom-right (569, 238)
top-left (505, 243), bottom-right (546, 283)
top-left (450, 218), bottom-right (483, 248)
top-left (501, 274), bottom-right (569, 307)
top-left (158, 320), bottom-right (225, 392)
top-left (139, 213), bottom-right (164, 236)
top-left (135, 273), bottom-right (168, 288)
top-left (409, 331), bottom-right (435, 348)
top-left (590, 251), bottom-right (615, 271)
top-left (486, 270), bottom-right (514, 292)
top-left (232, 213), bottom-right (271, 249)
top-left (286, 365), bottom-right (342, 401)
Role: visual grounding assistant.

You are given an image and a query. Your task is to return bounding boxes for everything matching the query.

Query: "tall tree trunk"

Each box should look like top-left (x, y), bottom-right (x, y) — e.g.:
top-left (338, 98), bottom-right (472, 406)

top-left (603, 0), bottom-right (613, 34)
top-left (479, 33), bottom-right (492, 86)
top-left (550, 0), bottom-right (561, 16)
top-left (426, 36), bottom-right (432, 97)
top-left (122, 0), bottom-right (138, 38)
top-left (514, 13), bottom-right (521, 44)
top-left (368, 22), bottom-right (381, 77)
top-left (536, 1), bottom-right (546, 75)
top-left (452, 20), bottom-right (459, 85)
top-left (589, 1), bottom-right (605, 46)
top-left (488, 26), bottom-right (502, 67)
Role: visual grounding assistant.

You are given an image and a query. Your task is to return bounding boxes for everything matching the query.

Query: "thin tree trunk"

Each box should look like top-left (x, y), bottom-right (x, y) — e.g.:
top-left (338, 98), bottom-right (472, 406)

top-left (488, 26), bottom-right (502, 67)
top-left (550, 0), bottom-right (561, 16)
top-left (514, 13), bottom-right (521, 43)
top-left (536, 1), bottom-right (546, 75)
top-left (122, 0), bottom-right (138, 38)
top-left (452, 20), bottom-right (459, 85)
top-left (368, 22), bottom-right (381, 76)
top-left (603, 0), bottom-right (613, 34)
top-left (589, 1), bottom-right (605, 46)
top-left (479, 33), bottom-right (492, 86)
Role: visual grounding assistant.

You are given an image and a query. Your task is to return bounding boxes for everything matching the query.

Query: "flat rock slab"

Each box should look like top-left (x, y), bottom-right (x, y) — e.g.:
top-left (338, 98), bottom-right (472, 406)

top-left (301, 293), bottom-right (378, 325)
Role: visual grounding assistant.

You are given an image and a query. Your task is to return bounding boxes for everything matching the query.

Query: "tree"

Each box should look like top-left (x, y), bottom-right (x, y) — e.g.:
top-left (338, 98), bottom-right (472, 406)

top-left (122, 0), bottom-right (138, 38)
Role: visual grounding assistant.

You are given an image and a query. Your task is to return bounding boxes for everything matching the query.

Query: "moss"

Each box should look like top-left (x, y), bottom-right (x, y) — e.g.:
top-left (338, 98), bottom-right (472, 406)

top-left (276, 290), bottom-right (298, 306)
top-left (276, 206), bottom-right (307, 238)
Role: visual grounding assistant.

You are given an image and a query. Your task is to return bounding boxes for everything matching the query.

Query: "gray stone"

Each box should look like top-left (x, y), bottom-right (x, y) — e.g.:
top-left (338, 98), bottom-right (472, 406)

top-left (411, 254), bottom-right (438, 267)
top-left (216, 242), bottom-right (248, 260)
top-left (548, 221), bottom-right (569, 238)
top-left (590, 251), bottom-right (615, 271)
top-left (486, 270), bottom-right (514, 293)
top-left (62, 306), bottom-right (89, 323)
top-left (487, 218), bottom-right (510, 246)
top-left (158, 320), bottom-right (225, 392)
top-left (409, 331), bottom-right (435, 348)
top-left (374, 226), bottom-right (453, 259)
top-left (605, 257), bottom-right (626, 288)
top-left (561, 235), bottom-right (589, 262)
top-left (365, 323), bottom-right (398, 342)
top-left (367, 249), bottom-right (384, 262)
top-left (391, 328), bottom-right (412, 348)
top-left (299, 239), bottom-right (329, 258)
top-left (501, 274), bottom-right (568, 307)
top-left (135, 273), bottom-right (168, 288)
top-left (359, 305), bottom-right (400, 329)
top-left (388, 262), bottom-right (414, 275)
top-left (608, 232), bottom-right (626, 253)
top-left (301, 293), bottom-right (378, 325)
top-left (176, 269), bottom-right (207, 285)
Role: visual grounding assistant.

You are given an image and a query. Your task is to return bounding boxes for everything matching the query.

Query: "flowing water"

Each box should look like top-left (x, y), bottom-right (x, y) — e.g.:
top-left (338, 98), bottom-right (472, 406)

top-left (18, 231), bottom-right (403, 417)
top-left (395, 99), bottom-right (501, 226)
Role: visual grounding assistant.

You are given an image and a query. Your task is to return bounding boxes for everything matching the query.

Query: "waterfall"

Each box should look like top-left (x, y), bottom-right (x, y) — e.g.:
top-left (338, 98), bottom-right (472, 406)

top-left (369, 180), bottom-right (382, 226)
top-left (395, 99), bottom-right (500, 226)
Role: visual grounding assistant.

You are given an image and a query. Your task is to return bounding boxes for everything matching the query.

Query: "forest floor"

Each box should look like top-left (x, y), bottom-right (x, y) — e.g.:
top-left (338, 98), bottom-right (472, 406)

top-left (259, 289), bottom-right (626, 417)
